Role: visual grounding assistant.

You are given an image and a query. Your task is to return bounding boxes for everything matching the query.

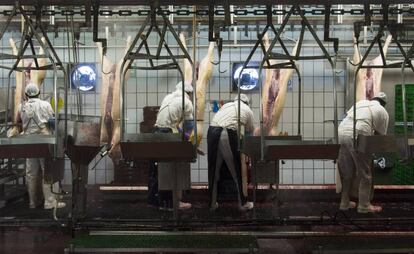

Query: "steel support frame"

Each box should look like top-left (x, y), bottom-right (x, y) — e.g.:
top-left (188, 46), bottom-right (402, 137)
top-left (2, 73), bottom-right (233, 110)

top-left (118, 4), bottom-right (197, 220)
top-left (236, 5), bottom-right (339, 218)
top-left (351, 11), bottom-right (414, 153)
top-left (2, 1), bottom-right (68, 159)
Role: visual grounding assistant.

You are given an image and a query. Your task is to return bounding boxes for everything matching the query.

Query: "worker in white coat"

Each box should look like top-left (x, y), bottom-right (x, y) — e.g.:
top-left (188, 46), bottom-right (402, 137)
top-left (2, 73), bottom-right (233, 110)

top-left (148, 81), bottom-right (194, 210)
top-left (207, 94), bottom-right (255, 211)
top-left (16, 84), bottom-right (65, 209)
top-left (338, 92), bottom-right (389, 213)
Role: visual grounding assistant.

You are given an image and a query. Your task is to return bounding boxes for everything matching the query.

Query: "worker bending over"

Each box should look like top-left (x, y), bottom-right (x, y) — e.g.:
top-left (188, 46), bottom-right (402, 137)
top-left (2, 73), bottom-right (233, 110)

top-left (338, 92), bottom-right (389, 213)
top-left (148, 81), bottom-right (194, 211)
top-left (207, 94), bottom-right (255, 211)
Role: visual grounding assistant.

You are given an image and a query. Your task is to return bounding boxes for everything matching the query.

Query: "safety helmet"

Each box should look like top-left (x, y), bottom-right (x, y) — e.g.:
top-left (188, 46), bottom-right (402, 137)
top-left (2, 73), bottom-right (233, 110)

top-left (373, 92), bottom-right (387, 105)
top-left (175, 81), bottom-right (193, 93)
top-left (25, 83), bottom-right (40, 98)
top-left (234, 93), bottom-right (250, 106)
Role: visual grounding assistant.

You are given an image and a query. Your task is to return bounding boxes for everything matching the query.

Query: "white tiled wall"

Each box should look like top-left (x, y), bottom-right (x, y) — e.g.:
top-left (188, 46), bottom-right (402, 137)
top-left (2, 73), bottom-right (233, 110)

top-left (0, 23), bottom-right (349, 185)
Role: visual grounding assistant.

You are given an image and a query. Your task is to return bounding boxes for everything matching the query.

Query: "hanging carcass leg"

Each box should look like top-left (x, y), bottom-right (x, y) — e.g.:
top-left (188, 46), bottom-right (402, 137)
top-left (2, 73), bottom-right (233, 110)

top-left (97, 41), bottom-right (115, 145)
top-left (353, 34), bottom-right (392, 101)
top-left (109, 36), bottom-right (132, 164)
top-left (8, 38), bottom-right (34, 137)
top-left (180, 33), bottom-right (215, 148)
top-left (194, 42), bottom-right (215, 146)
top-left (98, 37), bottom-right (132, 165)
top-left (261, 33), bottom-right (299, 136)
top-left (31, 37), bottom-right (48, 89)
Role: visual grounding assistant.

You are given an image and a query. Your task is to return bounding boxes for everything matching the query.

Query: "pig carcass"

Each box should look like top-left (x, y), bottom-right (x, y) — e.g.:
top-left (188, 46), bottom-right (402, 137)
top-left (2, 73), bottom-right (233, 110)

top-left (353, 34), bottom-right (392, 101)
top-left (8, 38), bottom-right (44, 137)
top-left (261, 33), bottom-right (299, 136)
top-left (194, 42), bottom-right (215, 146)
top-left (30, 37), bottom-right (48, 89)
top-left (180, 33), bottom-right (193, 85)
top-left (98, 36), bottom-right (132, 165)
top-left (179, 33), bottom-right (214, 147)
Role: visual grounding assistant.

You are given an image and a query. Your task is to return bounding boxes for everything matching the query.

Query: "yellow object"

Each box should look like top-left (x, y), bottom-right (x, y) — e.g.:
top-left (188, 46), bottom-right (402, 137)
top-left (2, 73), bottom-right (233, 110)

top-left (51, 96), bottom-right (64, 113)
top-left (189, 133), bottom-right (202, 147)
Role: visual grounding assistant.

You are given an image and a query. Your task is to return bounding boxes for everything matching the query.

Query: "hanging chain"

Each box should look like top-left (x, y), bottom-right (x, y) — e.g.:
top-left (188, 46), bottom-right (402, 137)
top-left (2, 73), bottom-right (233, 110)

top-left (1, 7), bottom-right (414, 17)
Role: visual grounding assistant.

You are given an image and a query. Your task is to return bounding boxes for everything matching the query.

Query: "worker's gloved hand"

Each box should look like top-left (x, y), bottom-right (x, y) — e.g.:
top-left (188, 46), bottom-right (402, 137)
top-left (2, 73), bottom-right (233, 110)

top-left (47, 117), bottom-right (56, 130)
top-left (183, 120), bottom-right (194, 133)
top-left (178, 127), bottom-right (191, 141)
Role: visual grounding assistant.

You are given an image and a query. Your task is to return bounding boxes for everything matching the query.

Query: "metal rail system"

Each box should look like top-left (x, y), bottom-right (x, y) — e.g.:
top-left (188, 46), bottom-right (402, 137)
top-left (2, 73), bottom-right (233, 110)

top-left (350, 6), bottom-right (414, 157)
top-left (0, 0), bottom-right (413, 5)
top-left (236, 4), bottom-right (342, 218)
top-left (116, 3), bottom-right (198, 219)
top-left (0, 1), bottom-right (67, 159)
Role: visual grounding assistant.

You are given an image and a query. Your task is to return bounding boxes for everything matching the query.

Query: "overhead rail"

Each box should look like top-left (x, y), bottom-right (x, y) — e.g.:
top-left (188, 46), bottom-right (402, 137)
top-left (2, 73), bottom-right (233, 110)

top-left (1, 6), bottom-right (414, 17)
top-left (0, 0), bottom-right (413, 6)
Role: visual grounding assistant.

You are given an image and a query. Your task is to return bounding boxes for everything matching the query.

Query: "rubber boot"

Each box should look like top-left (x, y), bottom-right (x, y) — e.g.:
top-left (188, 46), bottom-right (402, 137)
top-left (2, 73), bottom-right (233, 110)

top-left (43, 182), bottom-right (66, 209)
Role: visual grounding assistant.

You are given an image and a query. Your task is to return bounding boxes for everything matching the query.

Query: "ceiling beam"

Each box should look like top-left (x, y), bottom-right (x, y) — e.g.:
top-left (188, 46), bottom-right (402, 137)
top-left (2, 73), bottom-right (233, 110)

top-left (0, 0), bottom-right (412, 6)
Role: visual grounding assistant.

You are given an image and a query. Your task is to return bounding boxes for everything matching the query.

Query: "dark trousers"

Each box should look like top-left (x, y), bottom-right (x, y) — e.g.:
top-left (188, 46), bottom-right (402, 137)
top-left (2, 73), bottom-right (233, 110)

top-left (147, 127), bottom-right (173, 207)
top-left (207, 126), bottom-right (247, 206)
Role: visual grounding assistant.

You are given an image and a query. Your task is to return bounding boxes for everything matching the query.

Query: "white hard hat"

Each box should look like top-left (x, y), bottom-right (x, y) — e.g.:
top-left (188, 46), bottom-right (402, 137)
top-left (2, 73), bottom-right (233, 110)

top-left (234, 93), bottom-right (250, 106)
top-left (373, 92), bottom-right (387, 104)
top-left (176, 81), bottom-right (193, 93)
top-left (25, 83), bottom-right (40, 98)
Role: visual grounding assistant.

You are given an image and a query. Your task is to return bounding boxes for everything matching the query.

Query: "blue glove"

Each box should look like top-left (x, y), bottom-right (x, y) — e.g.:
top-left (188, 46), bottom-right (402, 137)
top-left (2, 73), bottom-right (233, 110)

top-left (47, 117), bottom-right (56, 130)
top-left (183, 120), bottom-right (194, 133)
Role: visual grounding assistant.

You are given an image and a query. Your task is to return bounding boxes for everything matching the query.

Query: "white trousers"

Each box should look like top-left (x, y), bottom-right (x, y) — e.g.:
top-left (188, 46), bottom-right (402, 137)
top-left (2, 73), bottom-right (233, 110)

top-left (26, 158), bottom-right (58, 207)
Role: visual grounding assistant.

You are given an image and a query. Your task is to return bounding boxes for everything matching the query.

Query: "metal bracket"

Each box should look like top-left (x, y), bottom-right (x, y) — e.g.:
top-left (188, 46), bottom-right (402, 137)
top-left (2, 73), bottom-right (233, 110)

top-left (119, 5), bottom-right (197, 148)
top-left (324, 5), bottom-right (339, 54)
top-left (92, 0), bottom-right (107, 55)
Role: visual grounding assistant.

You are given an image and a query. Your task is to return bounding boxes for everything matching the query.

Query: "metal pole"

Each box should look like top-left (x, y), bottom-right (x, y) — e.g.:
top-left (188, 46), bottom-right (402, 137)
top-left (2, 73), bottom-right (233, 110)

top-left (332, 54), bottom-right (338, 144)
top-left (192, 5), bottom-right (197, 147)
top-left (353, 68), bottom-right (359, 148)
top-left (401, 61), bottom-right (410, 159)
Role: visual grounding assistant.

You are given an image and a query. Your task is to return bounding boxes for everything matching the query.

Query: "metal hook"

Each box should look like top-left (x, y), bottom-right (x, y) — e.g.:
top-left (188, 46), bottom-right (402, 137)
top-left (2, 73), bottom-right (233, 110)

top-left (210, 37), bottom-right (227, 73)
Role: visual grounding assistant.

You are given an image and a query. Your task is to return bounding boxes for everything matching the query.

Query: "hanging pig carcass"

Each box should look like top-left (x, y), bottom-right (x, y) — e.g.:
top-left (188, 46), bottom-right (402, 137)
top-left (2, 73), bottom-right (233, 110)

top-left (353, 34), bottom-right (392, 101)
top-left (98, 37), bottom-right (132, 166)
top-left (260, 33), bottom-right (299, 136)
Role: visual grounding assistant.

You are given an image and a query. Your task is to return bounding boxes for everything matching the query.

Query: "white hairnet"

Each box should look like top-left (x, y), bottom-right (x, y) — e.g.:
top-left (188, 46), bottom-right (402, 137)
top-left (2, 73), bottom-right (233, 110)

top-left (25, 83), bottom-right (40, 97)
top-left (175, 81), bottom-right (193, 93)
top-left (373, 92), bottom-right (387, 104)
top-left (234, 93), bottom-right (250, 106)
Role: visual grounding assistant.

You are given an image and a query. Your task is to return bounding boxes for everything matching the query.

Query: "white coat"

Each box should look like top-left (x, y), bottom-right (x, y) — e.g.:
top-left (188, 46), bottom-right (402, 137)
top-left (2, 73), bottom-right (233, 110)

top-left (154, 90), bottom-right (193, 132)
top-left (19, 98), bottom-right (54, 135)
top-left (210, 101), bottom-right (255, 133)
top-left (338, 100), bottom-right (389, 137)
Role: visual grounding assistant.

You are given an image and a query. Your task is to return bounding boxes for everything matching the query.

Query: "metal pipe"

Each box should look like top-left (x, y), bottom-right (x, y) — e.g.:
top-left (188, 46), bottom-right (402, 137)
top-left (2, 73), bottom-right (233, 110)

top-left (297, 65), bottom-right (301, 136)
top-left (401, 60), bottom-right (409, 159)
top-left (332, 54), bottom-right (338, 144)
top-left (258, 59), bottom-right (265, 161)
top-left (192, 5), bottom-right (197, 146)
top-left (5, 70), bottom-right (13, 132)
top-left (89, 230), bottom-right (414, 238)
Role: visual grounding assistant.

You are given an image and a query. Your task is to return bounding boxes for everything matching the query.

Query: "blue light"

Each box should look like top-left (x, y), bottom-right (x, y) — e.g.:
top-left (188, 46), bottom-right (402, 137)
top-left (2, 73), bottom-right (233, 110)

top-left (71, 63), bottom-right (97, 92)
top-left (232, 62), bottom-right (260, 92)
